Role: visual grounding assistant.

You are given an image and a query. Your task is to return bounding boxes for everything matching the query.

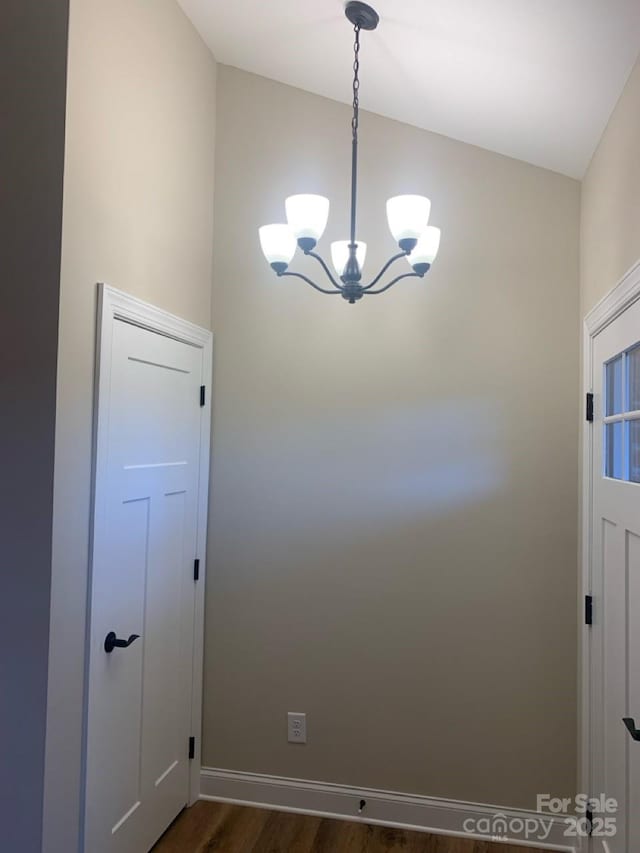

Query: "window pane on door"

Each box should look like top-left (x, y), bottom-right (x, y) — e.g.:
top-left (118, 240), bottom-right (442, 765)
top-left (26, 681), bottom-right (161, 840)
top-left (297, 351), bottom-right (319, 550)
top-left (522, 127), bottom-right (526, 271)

top-left (605, 355), bottom-right (624, 416)
top-left (628, 345), bottom-right (640, 412)
top-left (605, 421), bottom-right (624, 479)
top-left (629, 421), bottom-right (640, 483)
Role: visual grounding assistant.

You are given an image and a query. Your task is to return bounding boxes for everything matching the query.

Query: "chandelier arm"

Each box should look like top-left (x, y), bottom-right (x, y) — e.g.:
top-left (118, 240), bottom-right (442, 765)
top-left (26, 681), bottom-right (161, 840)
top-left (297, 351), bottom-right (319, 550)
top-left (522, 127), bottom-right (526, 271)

top-left (364, 271), bottom-right (422, 295)
top-left (361, 251), bottom-right (410, 291)
top-left (279, 271), bottom-right (343, 295)
top-left (305, 250), bottom-right (344, 290)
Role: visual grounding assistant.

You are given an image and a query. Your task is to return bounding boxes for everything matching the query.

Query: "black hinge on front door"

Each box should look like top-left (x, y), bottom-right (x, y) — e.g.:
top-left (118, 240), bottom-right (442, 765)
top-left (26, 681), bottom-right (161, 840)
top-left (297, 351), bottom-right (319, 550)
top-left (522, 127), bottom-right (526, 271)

top-left (193, 558), bottom-right (200, 581)
top-left (200, 385), bottom-right (206, 407)
top-left (586, 392), bottom-right (594, 422)
top-left (585, 807), bottom-right (594, 836)
top-left (188, 736), bottom-right (196, 760)
top-left (585, 595), bottom-right (593, 626)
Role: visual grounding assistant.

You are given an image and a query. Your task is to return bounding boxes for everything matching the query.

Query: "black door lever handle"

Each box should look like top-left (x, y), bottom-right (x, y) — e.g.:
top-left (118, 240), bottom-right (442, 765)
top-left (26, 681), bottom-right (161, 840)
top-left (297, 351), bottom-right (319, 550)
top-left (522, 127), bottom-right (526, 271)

top-left (104, 631), bottom-right (140, 654)
top-left (623, 718), bottom-right (640, 741)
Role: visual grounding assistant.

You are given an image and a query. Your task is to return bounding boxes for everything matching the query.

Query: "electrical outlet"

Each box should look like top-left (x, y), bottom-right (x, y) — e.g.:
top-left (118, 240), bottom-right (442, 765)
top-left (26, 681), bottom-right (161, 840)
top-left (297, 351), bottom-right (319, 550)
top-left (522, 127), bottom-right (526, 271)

top-left (287, 712), bottom-right (307, 744)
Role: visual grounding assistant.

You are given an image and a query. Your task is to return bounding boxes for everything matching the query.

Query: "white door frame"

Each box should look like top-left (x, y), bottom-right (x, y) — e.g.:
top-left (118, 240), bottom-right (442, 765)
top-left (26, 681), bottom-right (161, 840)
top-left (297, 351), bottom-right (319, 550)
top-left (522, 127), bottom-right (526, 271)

top-left (581, 259), bottom-right (640, 851)
top-left (85, 284), bottom-right (212, 825)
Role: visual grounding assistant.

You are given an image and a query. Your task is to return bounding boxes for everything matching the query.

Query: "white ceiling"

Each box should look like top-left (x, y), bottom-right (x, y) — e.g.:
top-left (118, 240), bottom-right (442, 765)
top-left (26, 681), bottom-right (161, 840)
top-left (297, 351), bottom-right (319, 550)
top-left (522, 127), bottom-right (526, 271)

top-left (177, 0), bottom-right (640, 178)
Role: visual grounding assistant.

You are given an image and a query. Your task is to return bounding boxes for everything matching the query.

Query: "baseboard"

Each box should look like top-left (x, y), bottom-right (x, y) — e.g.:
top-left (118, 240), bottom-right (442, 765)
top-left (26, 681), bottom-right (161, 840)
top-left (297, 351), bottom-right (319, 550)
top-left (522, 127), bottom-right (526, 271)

top-left (200, 768), bottom-right (577, 851)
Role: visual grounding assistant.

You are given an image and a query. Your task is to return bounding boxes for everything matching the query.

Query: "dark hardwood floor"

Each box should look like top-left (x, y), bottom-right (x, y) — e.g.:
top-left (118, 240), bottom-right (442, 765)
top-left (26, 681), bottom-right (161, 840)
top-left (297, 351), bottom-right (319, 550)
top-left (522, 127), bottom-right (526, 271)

top-left (152, 801), bottom-right (556, 853)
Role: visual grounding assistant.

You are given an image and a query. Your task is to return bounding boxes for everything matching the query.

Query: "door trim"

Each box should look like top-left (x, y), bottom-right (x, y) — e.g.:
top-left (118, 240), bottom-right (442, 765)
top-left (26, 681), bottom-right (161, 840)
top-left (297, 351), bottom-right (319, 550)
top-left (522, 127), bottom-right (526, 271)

top-left (85, 284), bottom-right (212, 827)
top-left (581, 258), bottom-right (640, 851)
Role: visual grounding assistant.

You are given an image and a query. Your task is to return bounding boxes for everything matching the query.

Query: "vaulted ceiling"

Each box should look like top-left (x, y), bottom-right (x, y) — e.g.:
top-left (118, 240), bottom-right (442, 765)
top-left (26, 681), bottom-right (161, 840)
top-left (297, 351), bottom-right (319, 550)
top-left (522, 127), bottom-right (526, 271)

top-left (178, 0), bottom-right (640, 178)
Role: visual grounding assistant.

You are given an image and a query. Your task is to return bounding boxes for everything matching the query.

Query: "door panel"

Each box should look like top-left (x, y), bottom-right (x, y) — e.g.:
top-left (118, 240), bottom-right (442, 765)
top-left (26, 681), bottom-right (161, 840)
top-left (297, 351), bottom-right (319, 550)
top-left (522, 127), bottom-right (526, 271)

top-left (591, 296), bottom-right (640, 853)
top-left (85, 315), bottom-right (205, 853)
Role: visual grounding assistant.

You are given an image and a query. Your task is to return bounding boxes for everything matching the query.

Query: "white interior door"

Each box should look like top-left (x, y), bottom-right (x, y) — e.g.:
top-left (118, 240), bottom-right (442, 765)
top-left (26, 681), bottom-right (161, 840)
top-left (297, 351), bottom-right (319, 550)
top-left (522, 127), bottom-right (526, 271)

top-left (85, 289), bottom-right (211, 853)
top-left (590, 296), bottom-right (640, 853)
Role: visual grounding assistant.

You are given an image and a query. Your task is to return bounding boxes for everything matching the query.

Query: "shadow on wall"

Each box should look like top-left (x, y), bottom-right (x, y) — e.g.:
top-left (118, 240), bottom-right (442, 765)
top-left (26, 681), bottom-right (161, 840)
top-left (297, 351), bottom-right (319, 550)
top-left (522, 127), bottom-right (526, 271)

top-left (214, 399), bottom-right (506, 538)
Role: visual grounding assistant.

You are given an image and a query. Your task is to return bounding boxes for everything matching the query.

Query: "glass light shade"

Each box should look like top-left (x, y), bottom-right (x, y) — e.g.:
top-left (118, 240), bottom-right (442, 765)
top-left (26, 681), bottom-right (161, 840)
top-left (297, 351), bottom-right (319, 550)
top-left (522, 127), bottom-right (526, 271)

top-left (408, 226), bottom-right (441, 267)
top-left (258, 224), bottom-right (296, 265)
top-left (330, 241), bottom-right (367, 277)
top-left (386, 195), bottom-right (432, 243)
top-left (285, 194), bottom-right (330, 241)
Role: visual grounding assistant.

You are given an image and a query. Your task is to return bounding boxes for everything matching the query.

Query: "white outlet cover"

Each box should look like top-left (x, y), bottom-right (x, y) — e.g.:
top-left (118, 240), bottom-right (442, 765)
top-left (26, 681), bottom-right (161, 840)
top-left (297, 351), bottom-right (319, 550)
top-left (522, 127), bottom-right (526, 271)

top-left (287, 712), bottom-right (307, 744)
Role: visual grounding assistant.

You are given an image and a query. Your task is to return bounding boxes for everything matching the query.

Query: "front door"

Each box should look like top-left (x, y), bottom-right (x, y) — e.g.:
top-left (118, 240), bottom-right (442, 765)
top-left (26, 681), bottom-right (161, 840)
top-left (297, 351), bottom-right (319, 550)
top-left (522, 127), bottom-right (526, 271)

top-left (84, 293), bottom-right (209, 853)
top-left (590, 295), bottom-right (640, 852)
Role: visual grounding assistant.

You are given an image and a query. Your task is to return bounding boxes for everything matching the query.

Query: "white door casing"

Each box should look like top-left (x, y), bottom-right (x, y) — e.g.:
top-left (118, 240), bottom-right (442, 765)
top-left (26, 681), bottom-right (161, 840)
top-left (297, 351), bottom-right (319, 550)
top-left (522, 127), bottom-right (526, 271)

top-left (583, 261), bottom-right (640, 853)
top-left (84, 286), bottom-right (212, 853)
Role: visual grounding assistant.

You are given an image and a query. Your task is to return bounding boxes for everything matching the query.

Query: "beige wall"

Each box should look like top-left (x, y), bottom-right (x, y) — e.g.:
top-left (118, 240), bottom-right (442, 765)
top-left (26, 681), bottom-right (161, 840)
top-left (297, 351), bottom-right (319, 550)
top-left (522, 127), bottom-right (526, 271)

top-left (1, 3), bottom-right (68, 851)
top-left (203, 66), bottom-right (581, 810)
top-left (43, 2), bottom-right (216, 850)
top-left (581, 58), bottom-right (640, 316)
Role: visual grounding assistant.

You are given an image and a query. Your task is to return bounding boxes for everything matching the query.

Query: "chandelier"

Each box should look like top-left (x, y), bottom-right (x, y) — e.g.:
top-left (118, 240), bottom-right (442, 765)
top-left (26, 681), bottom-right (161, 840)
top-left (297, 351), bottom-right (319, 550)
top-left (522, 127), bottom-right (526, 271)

top-left (258, 1), bottom-right (441, 304)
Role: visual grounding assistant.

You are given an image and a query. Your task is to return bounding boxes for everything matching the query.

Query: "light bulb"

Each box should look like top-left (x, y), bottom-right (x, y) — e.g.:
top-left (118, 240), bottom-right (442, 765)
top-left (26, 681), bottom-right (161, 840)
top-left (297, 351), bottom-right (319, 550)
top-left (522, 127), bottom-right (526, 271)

top-left (407, 226), bottom-right (441, 275)
top-left (330, 241), bottom-right (367, 278)
top-left (285, 195), bottom-right (330, 249)
top-left (386, 195), bottom-right (431, 250)
top-left (258, 224), bottom-right (296, 272)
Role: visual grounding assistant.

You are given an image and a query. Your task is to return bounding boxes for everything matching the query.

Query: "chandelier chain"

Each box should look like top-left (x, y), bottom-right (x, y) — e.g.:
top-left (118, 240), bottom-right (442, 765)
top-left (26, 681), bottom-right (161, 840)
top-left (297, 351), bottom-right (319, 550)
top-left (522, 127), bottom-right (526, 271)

top-left (352, 24), bottom-right (360, 147)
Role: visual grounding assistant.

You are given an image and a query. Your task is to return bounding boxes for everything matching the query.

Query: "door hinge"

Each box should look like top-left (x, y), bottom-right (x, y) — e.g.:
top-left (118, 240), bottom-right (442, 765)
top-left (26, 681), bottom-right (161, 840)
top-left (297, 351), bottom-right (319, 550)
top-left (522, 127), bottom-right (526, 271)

top-left (188, 736), bottom-right (196, 760)
top-left (586, 392), bottom-right (594, 422)
top-left (585, 807), bottom-right (594, 836)
top-left (585, 594), bottom-right (593, 626)
top-left (193, 558), bottom-right (200, 581)
top-left (200, 385), bottom-right (206, 407)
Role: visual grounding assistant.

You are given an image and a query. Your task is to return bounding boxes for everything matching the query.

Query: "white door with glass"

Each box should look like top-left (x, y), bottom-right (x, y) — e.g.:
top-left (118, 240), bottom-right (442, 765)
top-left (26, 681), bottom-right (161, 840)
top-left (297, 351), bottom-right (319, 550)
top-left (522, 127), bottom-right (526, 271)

top-left (84, 289), bottom-right (210, 853)
top-left (590, 296), bottom-right (640, 853)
